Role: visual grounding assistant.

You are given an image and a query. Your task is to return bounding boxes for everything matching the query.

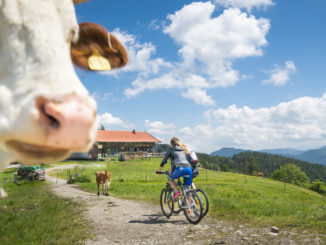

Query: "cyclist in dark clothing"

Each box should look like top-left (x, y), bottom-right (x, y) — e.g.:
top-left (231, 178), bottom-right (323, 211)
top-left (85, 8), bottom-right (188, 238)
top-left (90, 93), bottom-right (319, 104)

top-left (157, 137), bottom-right (192, 199)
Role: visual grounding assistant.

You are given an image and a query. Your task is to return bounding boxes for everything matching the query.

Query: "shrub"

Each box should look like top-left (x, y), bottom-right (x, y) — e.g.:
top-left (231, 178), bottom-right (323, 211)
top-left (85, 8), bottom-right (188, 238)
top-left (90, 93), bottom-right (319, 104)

top-left (110, 156), bottom-right (118, 161)
top-left (76, 175), bottom-right (91, 183)
top-left (67, 179), bottom-right (75, 184)
top-left (271, 164), bottom-right (310, 187)
top-left (67, 175), bottom-right (91, 184)
top-left (309, 180), bottom-right (326, 194)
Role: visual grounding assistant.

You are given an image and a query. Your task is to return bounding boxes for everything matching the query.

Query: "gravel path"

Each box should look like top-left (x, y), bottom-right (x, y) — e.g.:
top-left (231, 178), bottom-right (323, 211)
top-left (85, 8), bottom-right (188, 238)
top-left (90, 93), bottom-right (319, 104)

top-left (46, 166), bottom-right (325, 245)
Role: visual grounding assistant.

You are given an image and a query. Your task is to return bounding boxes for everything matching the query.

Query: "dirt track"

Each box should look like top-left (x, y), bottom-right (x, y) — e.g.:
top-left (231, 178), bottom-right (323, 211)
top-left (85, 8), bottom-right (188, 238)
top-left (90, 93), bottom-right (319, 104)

top-left (46, 166), bottom-right (325, 245)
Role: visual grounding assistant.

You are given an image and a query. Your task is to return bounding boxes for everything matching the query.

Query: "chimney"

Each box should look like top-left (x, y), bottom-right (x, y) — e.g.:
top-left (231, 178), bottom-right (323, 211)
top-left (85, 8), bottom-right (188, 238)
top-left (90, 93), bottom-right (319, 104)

top-left (132, 129), bottom-right (136, 134)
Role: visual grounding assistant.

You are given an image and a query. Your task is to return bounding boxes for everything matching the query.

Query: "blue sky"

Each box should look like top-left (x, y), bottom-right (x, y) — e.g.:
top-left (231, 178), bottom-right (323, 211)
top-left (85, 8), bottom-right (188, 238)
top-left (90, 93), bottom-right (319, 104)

top-left (75, 0), bottom-right (326, 153)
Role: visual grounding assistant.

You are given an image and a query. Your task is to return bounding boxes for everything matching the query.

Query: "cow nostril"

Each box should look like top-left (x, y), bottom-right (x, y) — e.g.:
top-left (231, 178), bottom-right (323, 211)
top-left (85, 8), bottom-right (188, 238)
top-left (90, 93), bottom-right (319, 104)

top-left (36, 97), bottom-right (61, 129)
top-left (46, 113), bottom-right (60, 129)
top-left (40, 103), bottom-right (61, 129)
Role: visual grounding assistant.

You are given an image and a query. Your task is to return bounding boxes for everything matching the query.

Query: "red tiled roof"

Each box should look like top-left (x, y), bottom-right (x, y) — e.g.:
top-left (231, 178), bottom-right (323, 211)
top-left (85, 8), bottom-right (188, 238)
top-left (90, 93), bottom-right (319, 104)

top-left (96, 130), bottom-right (160, 143)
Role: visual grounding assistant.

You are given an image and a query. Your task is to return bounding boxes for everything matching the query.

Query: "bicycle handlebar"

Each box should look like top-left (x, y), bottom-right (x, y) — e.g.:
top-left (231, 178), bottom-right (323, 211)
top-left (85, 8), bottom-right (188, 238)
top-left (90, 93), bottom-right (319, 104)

top-left (156, 171), bottom-right (169, 175)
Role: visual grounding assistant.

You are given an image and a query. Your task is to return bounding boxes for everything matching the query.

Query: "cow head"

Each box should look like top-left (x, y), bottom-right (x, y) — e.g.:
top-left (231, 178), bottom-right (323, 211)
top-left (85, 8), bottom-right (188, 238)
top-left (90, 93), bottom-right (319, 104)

top-left (0, 0), bottom-right (128, 170)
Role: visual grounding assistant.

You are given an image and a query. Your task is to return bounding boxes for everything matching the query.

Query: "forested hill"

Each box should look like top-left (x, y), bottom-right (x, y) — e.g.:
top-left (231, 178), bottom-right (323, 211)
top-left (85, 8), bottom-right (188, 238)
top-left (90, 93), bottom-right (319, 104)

top-left (210, 146), bottom-right (326, 165)
top-left (197, 151), bottom-right (326, 184)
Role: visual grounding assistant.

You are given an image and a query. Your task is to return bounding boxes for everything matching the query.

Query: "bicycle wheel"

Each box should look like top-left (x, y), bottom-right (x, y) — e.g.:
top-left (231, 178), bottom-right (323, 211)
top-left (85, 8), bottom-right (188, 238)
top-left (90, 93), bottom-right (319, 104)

top-left (160, 187), bottom-right (174, 218)
top-left (184, 190), bottom-right (203, 224)
top-left (196, 189), bottom-right (209, 217)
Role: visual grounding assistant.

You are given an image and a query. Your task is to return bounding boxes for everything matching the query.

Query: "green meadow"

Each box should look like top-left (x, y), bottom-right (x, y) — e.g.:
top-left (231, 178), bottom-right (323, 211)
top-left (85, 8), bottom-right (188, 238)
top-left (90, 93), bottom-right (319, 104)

top-left (0, 169), bottom-right (92, 245)
top-left (50, 157), bottom-right (326, 232)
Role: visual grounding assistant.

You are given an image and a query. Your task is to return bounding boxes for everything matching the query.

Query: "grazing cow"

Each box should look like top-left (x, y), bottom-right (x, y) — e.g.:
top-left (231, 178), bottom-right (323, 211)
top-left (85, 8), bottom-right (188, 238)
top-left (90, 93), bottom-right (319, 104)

top-left (95, 170), bottom-right (111, 196)
top-left (257, 172), bottom-right (264, 177)
top-left (0, 0), bottom-right (128, 172)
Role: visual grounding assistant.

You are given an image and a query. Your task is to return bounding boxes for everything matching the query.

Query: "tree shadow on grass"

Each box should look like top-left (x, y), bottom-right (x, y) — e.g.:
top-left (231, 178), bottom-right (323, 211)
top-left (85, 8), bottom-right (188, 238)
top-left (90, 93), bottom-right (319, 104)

top-left (128, 213), bottom-right (188, 225)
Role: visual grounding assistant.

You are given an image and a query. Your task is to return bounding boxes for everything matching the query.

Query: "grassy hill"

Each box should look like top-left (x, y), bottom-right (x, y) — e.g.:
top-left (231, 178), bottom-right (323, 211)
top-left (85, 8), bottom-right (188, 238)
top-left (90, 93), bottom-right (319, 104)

top-left (50, 158), bottom-right (326, 232)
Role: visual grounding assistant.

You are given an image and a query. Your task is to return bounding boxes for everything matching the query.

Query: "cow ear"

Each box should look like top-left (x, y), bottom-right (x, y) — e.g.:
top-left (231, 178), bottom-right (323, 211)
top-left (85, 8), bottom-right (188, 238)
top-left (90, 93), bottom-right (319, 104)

top-left (70, 22), bottom-right (128, 71)
top-left (73, 0), bottom-right (90, 4)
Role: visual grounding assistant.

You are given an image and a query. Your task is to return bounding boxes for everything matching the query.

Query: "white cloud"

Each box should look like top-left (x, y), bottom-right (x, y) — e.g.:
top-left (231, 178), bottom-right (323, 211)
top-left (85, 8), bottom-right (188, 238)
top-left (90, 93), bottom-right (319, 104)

top-left (195, 93), bottom-right (326, 151)
top-left (149, 19), bottom-right (161, 31)
top-left (154, 94), bottom-right (326, 152)
top-left (164, 3), bottom-right (270, 86)
top-left (214, 0), bottom-right (275, 11)
top-left (99, 112), bottom-right (133, 129)
top-left (125, 72), bottom-right (216, 106)
top-left (181, 88), bottom-right (215, 106)
top-left (91, 92), bottom-right (113, 102)
top-left (262, 61), bottom-right (296, 86)
top-left (144, 120), bottom-right (176, 135)
top-left (105, 29), bottom-right (172, 77)
top-left (123, 2), bottom-right (270, 105)
top-left (124, 73), bottom-right (181, 98)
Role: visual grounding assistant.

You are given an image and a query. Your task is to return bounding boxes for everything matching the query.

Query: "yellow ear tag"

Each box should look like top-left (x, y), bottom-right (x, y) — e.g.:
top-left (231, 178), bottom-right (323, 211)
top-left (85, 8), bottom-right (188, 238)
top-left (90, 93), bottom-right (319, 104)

top-left (88, 54), bottom-right (111, 71)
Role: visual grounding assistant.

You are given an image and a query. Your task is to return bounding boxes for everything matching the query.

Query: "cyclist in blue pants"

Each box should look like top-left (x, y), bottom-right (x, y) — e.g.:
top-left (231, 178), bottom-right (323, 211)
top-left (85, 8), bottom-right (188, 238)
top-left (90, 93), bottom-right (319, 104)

top-left (157, 137), bottom-right (193, 199)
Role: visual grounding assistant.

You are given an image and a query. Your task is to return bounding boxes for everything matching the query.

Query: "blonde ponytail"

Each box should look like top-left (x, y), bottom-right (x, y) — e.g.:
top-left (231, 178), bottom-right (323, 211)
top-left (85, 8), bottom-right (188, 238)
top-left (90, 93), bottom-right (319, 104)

top-left (170, 137), bottom-right (189, 154)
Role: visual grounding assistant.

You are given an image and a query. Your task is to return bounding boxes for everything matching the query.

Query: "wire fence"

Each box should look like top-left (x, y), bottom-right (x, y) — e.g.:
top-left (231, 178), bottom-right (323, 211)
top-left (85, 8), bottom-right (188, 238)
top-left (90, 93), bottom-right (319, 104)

top-left (0, 175), bottom-right (18, 185)
top-left (53, 166), bottom-right (222, 183)
top-left (1, 165), bottom-right (289, 191)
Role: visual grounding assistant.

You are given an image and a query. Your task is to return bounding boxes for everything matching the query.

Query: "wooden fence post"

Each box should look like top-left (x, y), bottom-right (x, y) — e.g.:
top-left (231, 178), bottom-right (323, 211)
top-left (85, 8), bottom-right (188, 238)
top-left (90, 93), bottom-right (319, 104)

top-left (283, 179), bottom-right (286, 191)
top-left (206, 169), bottom-right (208, 181)
top-left (14, 174), bottom-right (18, 184)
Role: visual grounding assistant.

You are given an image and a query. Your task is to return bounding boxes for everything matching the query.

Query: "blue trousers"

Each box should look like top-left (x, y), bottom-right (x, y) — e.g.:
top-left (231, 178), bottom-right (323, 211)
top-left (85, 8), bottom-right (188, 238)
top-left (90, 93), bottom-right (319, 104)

top-left (168, 167), bottom-right (193, 186)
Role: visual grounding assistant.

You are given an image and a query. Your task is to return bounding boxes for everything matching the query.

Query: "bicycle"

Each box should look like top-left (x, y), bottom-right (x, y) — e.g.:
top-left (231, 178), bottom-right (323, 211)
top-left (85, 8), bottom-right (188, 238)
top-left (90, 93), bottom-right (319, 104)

top-left (173, 179), bottom-right (209, 218)
top-left (157, 171), bottom-right (203, 224)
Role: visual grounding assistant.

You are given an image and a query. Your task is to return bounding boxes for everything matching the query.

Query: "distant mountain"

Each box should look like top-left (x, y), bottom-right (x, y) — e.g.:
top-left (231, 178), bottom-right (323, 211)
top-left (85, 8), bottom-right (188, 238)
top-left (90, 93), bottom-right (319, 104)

top-left (291, 148), bottom-right (326, 166)
top-left (260, 148), bottom-right (304, 156)
top-left (210, 146), bottom-right (326, 166)
top-left (210, 147), bottom-right (249, 157)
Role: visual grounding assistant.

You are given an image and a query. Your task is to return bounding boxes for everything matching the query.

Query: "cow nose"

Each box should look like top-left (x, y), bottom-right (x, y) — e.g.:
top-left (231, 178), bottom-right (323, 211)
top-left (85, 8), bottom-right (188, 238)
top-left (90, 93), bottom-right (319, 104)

top-left (36, 96), bottom-right (96, 149)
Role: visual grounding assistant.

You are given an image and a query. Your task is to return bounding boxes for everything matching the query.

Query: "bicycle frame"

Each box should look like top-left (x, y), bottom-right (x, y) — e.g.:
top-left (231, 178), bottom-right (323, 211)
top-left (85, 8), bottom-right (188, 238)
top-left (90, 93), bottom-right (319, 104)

top-left (163, 177), bottom-right (195, 211)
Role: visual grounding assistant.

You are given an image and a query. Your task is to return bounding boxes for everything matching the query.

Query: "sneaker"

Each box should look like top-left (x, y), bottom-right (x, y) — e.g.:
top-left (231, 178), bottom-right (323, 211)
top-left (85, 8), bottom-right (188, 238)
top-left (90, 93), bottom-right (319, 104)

top-left (173, 191), bottom-right (181, 200)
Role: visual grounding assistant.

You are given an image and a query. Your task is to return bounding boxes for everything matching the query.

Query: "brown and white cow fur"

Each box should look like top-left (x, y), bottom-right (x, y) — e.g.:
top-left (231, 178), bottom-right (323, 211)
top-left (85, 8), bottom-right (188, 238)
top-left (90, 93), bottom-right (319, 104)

top-left (0, 0), bottom-right (128, 170)
top-left (95, 170), bottom-right (111, 196)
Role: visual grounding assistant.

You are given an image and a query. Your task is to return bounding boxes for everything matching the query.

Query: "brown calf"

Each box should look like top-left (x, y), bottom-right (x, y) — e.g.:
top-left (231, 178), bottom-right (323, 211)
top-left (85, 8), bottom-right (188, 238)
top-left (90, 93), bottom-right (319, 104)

top-left (95, 170), bottom-right (111, 196)
top-left (257, 172), bottom-right (264, 177)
